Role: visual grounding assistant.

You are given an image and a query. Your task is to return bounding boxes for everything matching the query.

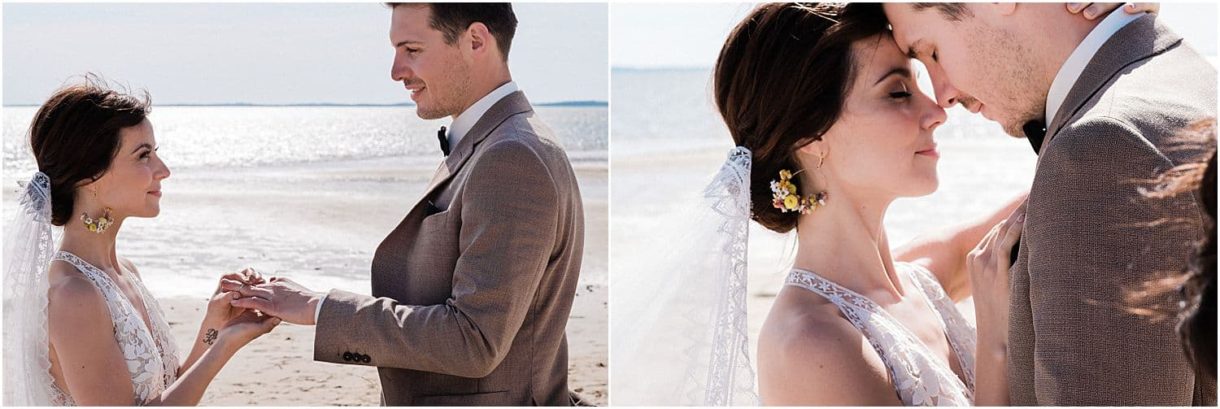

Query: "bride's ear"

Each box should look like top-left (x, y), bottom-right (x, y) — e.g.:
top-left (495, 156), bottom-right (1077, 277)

top-left (796, 138), bottom-right (826, 160)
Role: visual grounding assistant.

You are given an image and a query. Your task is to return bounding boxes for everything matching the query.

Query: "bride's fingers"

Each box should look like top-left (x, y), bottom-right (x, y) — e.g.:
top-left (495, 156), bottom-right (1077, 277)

top-left (1125, 2), bottom-right (1159, 14)
top-left (968, 223), bottom-right (1003, 272)
top-left (1081, 3), bottom-right (1120, 19)
top-left (261, 317), bottom-right (283, 332)
top-left (996, 213), bottom-right (1025, 267)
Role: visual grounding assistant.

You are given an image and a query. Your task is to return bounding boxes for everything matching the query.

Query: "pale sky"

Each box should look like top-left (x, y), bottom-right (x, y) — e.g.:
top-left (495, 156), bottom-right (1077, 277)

top-left (611, 2), bottom-right (1219, 68)
top-left (3, 3), bottom-right (609, 105)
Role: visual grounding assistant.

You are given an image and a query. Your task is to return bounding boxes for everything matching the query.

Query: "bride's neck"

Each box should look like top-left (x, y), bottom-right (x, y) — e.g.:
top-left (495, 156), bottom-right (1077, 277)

top-left (59, 217), bottom-right (124, 273)
top-left (791, 189), bottom-right (905, 302)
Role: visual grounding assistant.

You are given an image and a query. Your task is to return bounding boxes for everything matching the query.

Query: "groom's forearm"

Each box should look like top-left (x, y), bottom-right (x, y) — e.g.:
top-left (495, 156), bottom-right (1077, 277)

top-left (313, 289), bottom-right (537, 378)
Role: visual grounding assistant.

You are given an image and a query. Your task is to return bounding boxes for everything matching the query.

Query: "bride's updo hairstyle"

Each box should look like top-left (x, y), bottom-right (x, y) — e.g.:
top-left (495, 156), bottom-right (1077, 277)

top-left (29, 75), bottom-right (151, 226)
top-left (713, 3), bottom-right (887, 233)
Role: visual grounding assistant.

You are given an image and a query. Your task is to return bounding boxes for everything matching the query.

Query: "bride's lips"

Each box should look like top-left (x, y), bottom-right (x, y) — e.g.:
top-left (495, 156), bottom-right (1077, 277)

top-left (148, 190), bottom-right (162, 198)
top-left (916, 145), bottom-right (939, 158)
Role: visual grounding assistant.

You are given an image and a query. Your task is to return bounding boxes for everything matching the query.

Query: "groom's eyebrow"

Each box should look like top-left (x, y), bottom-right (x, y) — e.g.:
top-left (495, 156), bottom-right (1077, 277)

top-left (905, 39), bottom-right (926, 59)
top-left (874, 68), bottom-right (912, 86)
top-left (394, 39), bottom-right (423, 48)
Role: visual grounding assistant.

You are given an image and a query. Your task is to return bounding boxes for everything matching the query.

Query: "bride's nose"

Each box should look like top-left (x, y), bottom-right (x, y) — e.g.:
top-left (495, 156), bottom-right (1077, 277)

top-left (154, 156), bottom-right (171, 180)
top-left (920, 93), bottom-right (947, 131)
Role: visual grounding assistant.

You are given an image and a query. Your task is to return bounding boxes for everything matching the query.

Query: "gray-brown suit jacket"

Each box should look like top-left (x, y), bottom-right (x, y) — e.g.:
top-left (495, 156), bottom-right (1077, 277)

top-left (313, 91), bottom-right (584, 406)
top-left (1009, 15), bottom-right (1216, 405)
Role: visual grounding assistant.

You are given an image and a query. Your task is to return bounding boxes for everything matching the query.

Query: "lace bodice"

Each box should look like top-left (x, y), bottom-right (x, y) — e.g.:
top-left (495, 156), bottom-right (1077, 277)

top-left (785, 262), bottom-right (976, 406)
top-left (48, 252), bottom-right (180, 405)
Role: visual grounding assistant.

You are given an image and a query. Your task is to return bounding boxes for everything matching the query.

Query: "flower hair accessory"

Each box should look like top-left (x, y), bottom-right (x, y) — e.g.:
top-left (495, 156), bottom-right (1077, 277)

top-left (769, 169), bottom-right (828, 214)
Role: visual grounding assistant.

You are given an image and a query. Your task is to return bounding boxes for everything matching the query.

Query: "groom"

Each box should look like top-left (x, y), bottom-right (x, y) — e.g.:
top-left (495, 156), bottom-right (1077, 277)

top-left (885, 3), bottom-right (1216, 405)
top-left (224, 3), bottom-right (585, 405)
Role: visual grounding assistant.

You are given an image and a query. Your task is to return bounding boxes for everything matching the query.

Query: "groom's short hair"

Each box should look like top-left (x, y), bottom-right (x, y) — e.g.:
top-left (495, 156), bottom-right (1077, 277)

top-left (912, 3), bottom-right (972, 21)
top-left (388, 3), bottom-right (518, 61)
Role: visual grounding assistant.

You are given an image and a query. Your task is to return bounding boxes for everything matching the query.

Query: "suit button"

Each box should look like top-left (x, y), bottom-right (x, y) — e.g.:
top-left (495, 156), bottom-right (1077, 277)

top-left (362, 354), bottom-right (371, 363)
top-left (343, 352), bottom-right (353, 361)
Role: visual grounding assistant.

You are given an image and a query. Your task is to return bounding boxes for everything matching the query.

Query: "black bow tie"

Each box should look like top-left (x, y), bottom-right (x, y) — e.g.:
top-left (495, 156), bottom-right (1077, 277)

top-left (1022, 120), bottom-right (1047, 155)
top-left (438, 126), bottom-right (451, 157)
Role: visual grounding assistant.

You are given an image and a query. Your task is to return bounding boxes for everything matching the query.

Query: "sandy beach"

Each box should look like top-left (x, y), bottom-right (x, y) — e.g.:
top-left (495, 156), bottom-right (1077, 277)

top-left (2, 155), bottom-right (608, 406)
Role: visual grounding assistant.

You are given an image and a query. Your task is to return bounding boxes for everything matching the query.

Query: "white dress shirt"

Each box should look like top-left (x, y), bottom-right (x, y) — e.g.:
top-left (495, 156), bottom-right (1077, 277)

top-left (1045, 7), bottom-right (1143, 126)
top-left (445, 81), bottom-right (520, 149)
top-left (314, 80), bottom-right (521, 323)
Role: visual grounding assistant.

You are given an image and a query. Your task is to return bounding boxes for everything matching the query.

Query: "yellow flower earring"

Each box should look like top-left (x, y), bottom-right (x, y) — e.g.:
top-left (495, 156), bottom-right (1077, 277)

top-left (80, 208), bottom-right (113, 233)
top-left (79, 189), bottom-right (113, 233)
top-left (769, 155), bottom-right (829, 214)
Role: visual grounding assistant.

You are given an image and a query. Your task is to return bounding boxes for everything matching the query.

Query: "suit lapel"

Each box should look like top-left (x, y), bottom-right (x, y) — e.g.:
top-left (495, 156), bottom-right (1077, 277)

top-left (1043, 15), bottom-right (1182, 150)
top-left (416, 91), bottom-right (535, 204)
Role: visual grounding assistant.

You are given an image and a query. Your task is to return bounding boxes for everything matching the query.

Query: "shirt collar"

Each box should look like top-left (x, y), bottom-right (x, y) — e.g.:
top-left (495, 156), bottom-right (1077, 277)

top-left (447, 81), bottom-right (519, 148)
top-left (1045, 7), bottom-right (1142, 126)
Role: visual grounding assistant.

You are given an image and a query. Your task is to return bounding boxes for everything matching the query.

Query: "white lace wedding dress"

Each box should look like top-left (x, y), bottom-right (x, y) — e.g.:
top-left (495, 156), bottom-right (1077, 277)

top-left (48, 251), bottom-right (180, 405)
top-left (785, 262), bottom-right (976, 406)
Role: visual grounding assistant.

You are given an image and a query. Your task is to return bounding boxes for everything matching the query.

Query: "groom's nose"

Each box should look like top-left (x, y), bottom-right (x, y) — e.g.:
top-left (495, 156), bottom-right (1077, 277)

top-left (391, 55), bottom-right (412, 82)
top-left (925, 63), bottom-right (963, 109)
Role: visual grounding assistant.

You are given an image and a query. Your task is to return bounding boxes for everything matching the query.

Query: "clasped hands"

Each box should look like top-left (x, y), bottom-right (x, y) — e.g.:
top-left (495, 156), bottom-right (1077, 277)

top-left (217, 269), bottom-right (326, 326)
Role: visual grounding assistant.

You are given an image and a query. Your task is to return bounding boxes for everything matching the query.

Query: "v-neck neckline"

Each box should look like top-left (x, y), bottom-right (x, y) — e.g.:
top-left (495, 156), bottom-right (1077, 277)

top-left (56, 251), bottom-right (159, 348)
top-left (787, 266), bottom-right (969, 387)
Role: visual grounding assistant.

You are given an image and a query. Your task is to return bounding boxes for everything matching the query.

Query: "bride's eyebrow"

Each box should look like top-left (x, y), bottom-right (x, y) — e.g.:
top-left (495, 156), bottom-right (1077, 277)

top-left (874, 67), bottom-right (912, 86)
top-left (130, 143), bottom-right (153, 154)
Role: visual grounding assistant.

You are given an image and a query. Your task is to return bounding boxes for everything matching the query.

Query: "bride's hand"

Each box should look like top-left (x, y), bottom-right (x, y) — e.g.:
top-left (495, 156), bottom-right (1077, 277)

top-left (205, 269), bottom-right (264, 325)
top-left (967, 204), bottom-right (1025, 350)
top-left (1068, 3), bottom-right (1159, 20)
top-left (215, 310), bottom-right (281, 351)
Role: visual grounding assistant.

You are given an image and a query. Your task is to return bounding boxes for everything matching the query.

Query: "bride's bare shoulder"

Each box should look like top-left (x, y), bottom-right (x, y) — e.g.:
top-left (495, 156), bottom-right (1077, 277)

top-left (756, 289), bottom-right (898, 405)
top-left (46, 261), bottom-right (109, 320)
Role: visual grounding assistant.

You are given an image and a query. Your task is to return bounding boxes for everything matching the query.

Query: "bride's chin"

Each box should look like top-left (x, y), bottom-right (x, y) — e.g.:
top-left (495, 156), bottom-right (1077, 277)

top-left (140, 207), bottom-right (161, 218)
top-left (903, 177), bottom-right (939, 197)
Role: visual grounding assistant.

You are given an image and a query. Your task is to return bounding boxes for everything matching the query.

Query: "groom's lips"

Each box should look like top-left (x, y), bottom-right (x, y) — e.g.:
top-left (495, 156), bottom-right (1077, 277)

top-left (406, 84), bottom-right (425, 101)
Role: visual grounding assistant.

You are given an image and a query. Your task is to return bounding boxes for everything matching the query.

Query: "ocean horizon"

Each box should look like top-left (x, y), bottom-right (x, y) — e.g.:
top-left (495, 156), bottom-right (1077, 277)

top-left (3, 105), bottom-right (608, 177)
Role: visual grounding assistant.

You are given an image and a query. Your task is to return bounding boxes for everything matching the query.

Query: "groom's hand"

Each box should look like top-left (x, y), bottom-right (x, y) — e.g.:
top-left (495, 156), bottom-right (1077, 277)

top-left (220, 276), bottom-right (323, 326)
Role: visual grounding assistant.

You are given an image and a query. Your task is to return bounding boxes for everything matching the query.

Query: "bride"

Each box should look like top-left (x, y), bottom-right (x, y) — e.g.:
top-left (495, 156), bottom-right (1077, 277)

top-left (4, 76), bottom-right (280, 405)
top-left (612, 2), bottom-right (1155, 406)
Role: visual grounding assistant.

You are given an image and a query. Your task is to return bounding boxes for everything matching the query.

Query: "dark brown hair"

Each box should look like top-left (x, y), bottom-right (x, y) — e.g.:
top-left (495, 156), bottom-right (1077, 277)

top-left (1182, 150), bottom-right (1216, 383)
top-left (1140, 118), bottom-right (1217, 384)
top-left (1165, 148), bottom-right (1218, 384)
top-left (713, 3), bottom-right (888, 233)
top-left (29, 75), bottom-right (151, 226)
top-left (388, 3), bottom-right (518, 61)
top-left (912, 3), bottom-right (973, 21)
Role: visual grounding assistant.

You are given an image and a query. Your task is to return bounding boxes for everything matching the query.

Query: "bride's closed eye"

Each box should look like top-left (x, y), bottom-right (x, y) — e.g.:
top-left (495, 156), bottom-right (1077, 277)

top-left (889, 83), bottom-right (913, 100)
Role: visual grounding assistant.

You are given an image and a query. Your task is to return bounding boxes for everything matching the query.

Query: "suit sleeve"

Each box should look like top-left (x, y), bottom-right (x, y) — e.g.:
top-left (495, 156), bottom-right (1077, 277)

top-left (313, 138), bottom-right (560, 378)
top-left (1022, 116), bottom-right (1203, 404)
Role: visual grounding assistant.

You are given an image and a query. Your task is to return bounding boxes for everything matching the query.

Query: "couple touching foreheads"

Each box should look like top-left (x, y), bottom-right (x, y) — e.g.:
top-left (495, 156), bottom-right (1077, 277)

top-left (617, 2), bottom-right (1215, 406)
top-left (4, 3), bottom-right (585, 406)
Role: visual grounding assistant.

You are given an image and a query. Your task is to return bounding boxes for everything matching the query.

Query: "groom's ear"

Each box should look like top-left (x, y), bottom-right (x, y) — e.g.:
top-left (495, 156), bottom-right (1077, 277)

top-left (465, 22), bottom-right (493, 57)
